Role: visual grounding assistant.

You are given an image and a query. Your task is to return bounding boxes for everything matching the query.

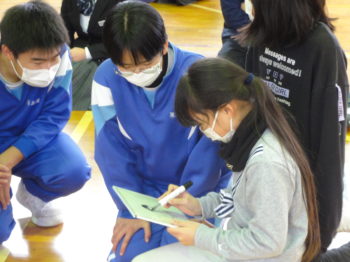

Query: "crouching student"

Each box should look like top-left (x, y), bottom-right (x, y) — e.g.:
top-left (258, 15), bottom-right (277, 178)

top-left (0, 1), bottom-right (91, 244)
top-left (133, 58), bottom-right (321, 262)
top-left (91, 2), bottom-right (230, 261)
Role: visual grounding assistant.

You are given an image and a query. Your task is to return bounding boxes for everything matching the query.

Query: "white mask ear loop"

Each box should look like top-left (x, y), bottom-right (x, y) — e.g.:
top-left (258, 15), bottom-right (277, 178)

top-left (212, 110), bottom-right (219, 129)
top-left (10, 60), bottom-right (22, 79)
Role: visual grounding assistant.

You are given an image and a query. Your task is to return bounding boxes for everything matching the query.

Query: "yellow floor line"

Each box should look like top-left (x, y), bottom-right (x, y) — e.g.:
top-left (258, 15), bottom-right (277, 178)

top-left (71, 111), bottom-right (93, 143)
top-left (189, 3), bottom-right (221, 14)
top-left (24, 235), bottom-right (56, 243)
top-left (0, 247), bottom-right (9, 262)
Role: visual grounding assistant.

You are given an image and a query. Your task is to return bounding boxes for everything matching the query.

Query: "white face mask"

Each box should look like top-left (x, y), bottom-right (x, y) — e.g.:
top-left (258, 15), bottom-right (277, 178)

top-left (200, 110), bottom-right (235, 143)
top-left (11, 58), bottom-right (61, 88)
top-left (118, 58), bottom-right (163, 88)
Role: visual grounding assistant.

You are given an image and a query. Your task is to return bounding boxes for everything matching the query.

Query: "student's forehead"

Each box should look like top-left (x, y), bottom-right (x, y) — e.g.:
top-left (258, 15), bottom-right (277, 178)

top-left (121, 50), bottom-right (147, 65)
top-left (120, 49), bottom-right (162, 66)
top-left (20, 48), bottom-right (60, 60)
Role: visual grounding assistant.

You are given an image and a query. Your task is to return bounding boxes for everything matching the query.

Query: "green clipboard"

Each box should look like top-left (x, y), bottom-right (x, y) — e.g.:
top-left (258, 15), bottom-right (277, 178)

top-left (113, 186), bottom-right (188, 228)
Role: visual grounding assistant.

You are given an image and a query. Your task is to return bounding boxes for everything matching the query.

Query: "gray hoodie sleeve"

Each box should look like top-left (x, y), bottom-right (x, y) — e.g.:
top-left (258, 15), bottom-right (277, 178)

top-left (198, 191), bottom-right (221, 219)
top-left (194, 160), bottom-right (297, 260)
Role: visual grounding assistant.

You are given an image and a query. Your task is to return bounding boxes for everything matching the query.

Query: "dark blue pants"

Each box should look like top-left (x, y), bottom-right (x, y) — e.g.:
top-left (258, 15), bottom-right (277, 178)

top-left (0, 133), bottom-right (91, 243)
top-left (218, 37), bottom-right (247, 69)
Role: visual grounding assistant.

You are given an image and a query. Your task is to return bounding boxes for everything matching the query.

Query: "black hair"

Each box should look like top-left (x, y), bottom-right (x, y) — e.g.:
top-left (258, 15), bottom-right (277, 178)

top-left (0, 0), bottom-right (69, 57)
top-left (175, 58), bottom-right (320, 262)
top-left (103, 0), bottom-right (167, 66)
top-left (237, 0), bottom-right (335, 48)
top-left (175, 59), bottom-right (255, 127)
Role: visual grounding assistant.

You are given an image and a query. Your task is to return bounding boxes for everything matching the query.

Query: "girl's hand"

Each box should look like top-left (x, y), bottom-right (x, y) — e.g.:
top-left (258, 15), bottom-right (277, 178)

top-left (160, 184), bottom-right (202, 216)
top-left (167, 220), bottom-right (201, 246)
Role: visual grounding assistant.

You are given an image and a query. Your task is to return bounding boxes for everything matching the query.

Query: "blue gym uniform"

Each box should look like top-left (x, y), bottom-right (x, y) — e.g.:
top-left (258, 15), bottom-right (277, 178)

top-left (92, 43), bottom-right (231, 262)
top-left (0, 44), bottom-right (91, 243)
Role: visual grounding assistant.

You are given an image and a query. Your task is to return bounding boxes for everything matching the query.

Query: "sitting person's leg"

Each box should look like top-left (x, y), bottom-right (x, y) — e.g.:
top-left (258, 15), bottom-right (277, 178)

top-left (72, 60), bottom-right (98, 111)
top-left (12, 132), bottom-right (91, 226)
top-left (132, 243), bottom-right (224, 262)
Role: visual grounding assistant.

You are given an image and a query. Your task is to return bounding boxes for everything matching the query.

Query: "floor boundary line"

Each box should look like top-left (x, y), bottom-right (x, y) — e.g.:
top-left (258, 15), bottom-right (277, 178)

top-left (71, 111), bottom-right (93, 143)
top-left (0, 247), bottom-right (9, 262)
top-left (189, 3), bottom-right (221, 14)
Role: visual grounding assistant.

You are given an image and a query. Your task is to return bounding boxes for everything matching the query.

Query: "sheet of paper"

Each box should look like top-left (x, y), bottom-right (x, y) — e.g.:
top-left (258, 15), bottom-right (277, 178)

top-left (113, 186), bottom-right (188, 228)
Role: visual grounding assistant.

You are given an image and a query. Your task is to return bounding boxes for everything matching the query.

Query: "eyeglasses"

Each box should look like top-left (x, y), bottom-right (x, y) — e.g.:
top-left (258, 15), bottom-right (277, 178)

top-left (115, 53), bottom-right (163, 75)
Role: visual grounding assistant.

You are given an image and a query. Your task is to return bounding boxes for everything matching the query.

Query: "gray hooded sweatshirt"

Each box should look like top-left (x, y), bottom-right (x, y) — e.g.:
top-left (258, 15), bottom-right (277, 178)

top-left (195, 129), bottom-right (308, 262)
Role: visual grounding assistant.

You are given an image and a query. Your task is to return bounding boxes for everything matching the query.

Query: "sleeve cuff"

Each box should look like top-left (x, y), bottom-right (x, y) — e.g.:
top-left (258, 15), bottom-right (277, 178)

top-left (199, 196), bottom-right (213, 219)
top-left (85, 47), bottom-right (92, 60)
top-left (13, 136), bottom-right (38, 158)
top-left (198, 199), bottom-right (207, 220)
top-left (195, 224), bottom-right (216, 250)
top-left (117, 209), bottom-right (133, 219)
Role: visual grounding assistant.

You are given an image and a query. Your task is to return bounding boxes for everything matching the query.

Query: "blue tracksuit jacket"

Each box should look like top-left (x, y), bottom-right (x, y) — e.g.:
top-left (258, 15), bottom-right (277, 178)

top-left (92, 44), bottom-right (230, 217)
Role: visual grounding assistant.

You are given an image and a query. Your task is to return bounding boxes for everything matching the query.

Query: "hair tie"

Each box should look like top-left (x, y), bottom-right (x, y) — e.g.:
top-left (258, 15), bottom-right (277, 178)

top-left (244, 73), bottom-right (254, 85)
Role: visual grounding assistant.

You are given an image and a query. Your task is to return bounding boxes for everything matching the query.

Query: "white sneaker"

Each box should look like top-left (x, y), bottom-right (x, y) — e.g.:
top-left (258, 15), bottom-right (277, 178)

top-left (16, 181), bottom-right (63, 227)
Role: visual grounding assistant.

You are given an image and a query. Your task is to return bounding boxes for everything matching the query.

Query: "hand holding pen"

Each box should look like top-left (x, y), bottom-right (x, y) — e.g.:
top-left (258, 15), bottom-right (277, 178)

top-left (156, 182), bottom-right (202, 217)
top-left (160, 182), bottom-right (213, 246)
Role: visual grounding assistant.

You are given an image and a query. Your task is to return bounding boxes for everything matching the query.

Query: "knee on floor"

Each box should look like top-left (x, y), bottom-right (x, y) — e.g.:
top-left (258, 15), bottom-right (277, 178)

top-left (0, 227), bottom-right (13, 244)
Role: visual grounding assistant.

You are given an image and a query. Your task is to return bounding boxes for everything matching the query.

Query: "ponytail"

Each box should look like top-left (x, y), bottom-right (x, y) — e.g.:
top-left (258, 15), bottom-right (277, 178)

top-left (245, 74), bottom-right (320, 262)
top-left (175, 58), bottom-right (320, 261)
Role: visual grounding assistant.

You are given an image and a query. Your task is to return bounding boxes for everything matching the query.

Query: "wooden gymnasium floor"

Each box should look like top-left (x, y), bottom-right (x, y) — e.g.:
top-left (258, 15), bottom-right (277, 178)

top-left (0, 0), bottom-right (350, 261)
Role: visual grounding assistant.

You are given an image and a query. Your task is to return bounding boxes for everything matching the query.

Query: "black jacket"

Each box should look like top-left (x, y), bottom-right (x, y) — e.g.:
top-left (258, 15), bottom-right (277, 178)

top-left (61, 0), bottom-right (122, 64)
top-left (246, 22), bottom-right (349, 251)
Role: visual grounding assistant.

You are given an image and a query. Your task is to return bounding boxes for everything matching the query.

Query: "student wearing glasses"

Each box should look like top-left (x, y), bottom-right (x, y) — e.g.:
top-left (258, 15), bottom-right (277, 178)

top-left (91, 2), bottom-right (230, 261)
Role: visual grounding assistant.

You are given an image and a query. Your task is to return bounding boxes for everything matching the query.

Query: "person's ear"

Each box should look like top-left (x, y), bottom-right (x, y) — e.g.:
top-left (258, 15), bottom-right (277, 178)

top-left (162, 41), bottom-right (169, 55)
top-left (222, 102), bottom-right (237, 118)
top-left (1, 45), bottom-right (15, 61)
